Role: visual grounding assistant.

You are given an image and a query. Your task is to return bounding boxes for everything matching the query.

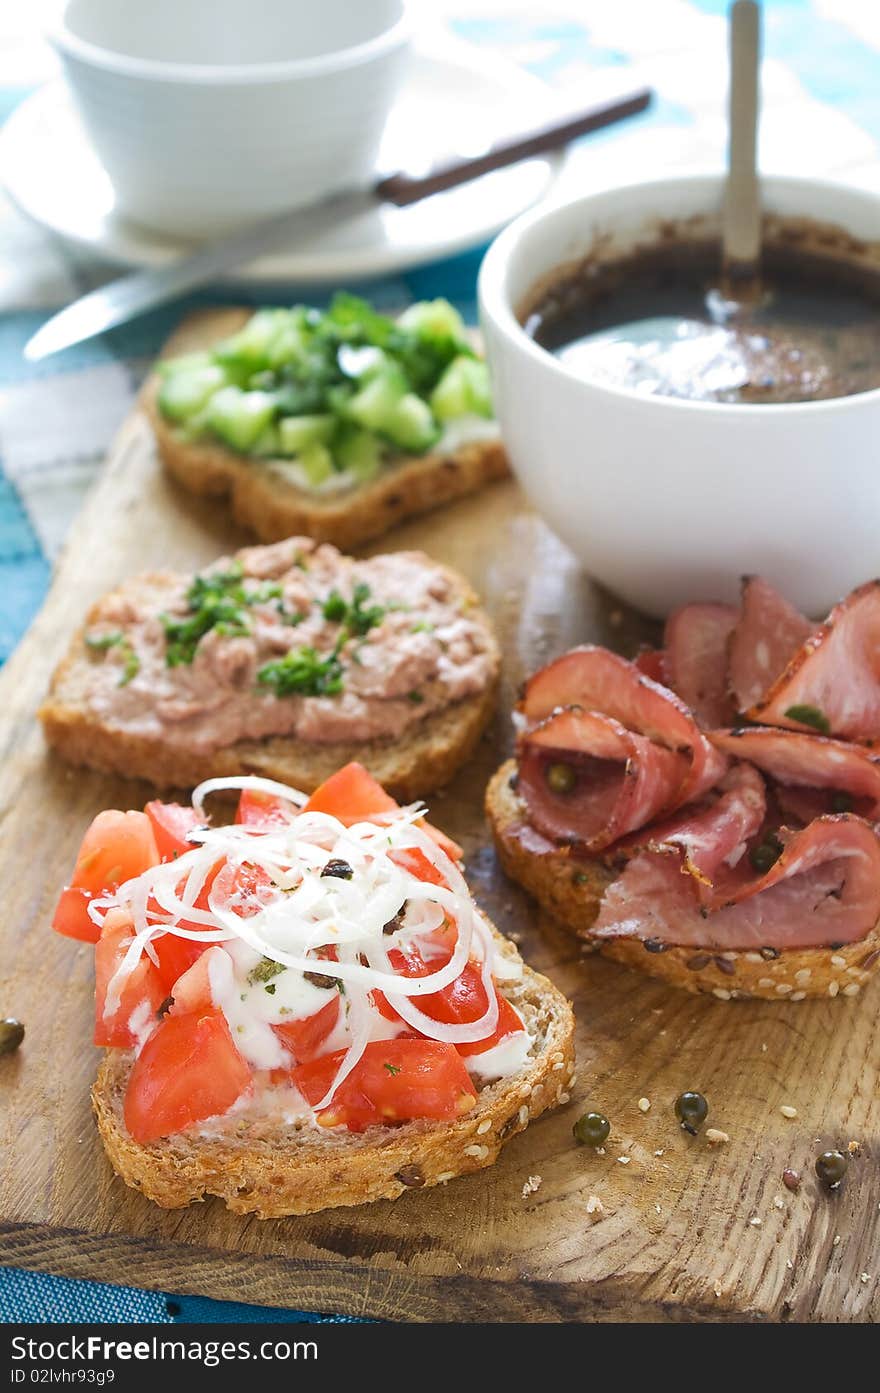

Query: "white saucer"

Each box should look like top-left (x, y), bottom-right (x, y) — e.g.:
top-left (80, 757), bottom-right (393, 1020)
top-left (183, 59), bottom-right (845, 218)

top-left (0, 38), bottom-right (568, 284)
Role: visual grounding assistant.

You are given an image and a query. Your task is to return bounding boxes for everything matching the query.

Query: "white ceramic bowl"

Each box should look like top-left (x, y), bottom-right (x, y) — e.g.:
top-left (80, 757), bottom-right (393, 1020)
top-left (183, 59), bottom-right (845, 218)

top-left (479, 174), bottom-right (880, 618)
top-left (48, 0), bottom-right (411, 239)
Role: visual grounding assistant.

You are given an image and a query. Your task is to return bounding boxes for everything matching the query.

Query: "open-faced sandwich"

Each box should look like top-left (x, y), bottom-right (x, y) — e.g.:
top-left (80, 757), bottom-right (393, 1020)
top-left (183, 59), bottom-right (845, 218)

top-left (39, 537), bottom-right (499, 799)
top-left (487, 576), bottom-right (880, 1001)
top-left (146, 296), bottom-right (506, 549)
top-left (52, 763), bottom-right (575, 1217)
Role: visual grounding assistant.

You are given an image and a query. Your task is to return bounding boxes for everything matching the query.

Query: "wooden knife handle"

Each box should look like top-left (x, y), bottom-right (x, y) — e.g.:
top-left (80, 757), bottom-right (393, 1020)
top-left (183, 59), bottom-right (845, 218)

top-left (375, 88), bottom-right (653, 208)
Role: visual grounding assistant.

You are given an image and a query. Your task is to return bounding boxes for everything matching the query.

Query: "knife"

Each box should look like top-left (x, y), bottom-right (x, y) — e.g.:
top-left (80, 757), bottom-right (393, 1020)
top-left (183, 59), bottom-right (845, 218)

top-left (24, 86), bottom-right (651, 362)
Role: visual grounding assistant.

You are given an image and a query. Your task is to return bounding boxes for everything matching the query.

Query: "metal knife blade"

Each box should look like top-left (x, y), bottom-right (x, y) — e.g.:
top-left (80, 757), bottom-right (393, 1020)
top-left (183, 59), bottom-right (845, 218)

top-left (24, 189), bottom-right (374, 362)
top-left (23, 85), bottom-right (652, 362)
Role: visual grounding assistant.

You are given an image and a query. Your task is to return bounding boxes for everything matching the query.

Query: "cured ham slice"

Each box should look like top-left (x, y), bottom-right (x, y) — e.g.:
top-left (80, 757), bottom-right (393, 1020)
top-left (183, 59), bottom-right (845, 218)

top-left (664, 603), bottom-right (738, 728)
top-left (729, 576), bottom-right (812, 713)
top-left (633, 648), bottom-right (669, 684)
top-left (710, 727), bottom-right (880, 817)
top-left (592, 815), bottom-right (880, 951)
top-left (521, 646), bottom-right (727, 804)
top-left (517, 708), bottom-right (689, 851)
top-left (747, 581), bottom-right (880, 740)
top-left (611, 763), bottom-right (766, 904)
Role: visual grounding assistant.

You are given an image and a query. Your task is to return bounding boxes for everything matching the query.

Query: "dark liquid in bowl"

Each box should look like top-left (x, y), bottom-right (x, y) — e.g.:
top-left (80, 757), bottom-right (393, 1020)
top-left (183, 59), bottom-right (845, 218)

top-left (524, 241), bottom-right (880, 403)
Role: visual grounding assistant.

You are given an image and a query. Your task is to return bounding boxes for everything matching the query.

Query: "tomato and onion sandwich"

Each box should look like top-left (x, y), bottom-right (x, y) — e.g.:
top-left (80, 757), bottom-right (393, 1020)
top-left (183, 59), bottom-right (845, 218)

top-left (53, 763), bottom-right (574, 1217)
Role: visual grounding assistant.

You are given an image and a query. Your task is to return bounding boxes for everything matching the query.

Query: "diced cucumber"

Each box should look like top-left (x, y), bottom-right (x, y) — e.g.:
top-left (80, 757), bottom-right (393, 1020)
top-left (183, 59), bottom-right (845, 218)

top-left (345, 365), bottom-right (409, 433)
top-left (299, 442), bottom-right (334, 486)
top-left (334, 428), bottom-right (383, 482)
top-left (383, 393), bottom-right (440, 453)
top-left (158, 364), bottom-right (228, 424)
top-left (250, 424), bottom-right (282, 457)
top-left (155, 350), bottom-right (213, 379)
top-left (429, 356), bottom-right (493, 421)
top-left (277, 414), bottom-right (336, 456)
top-left (206, 387), bottom-right (277, 453)
top-left (214, 309), bottom-right (305, 372)
top-left (397, 298), bottom-right (467, 342)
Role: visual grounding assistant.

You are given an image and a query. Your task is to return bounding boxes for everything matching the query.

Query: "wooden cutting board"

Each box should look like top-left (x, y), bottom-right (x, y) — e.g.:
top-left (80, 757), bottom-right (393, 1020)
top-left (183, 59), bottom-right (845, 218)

top-left (0, 311), bottom-right (877, 1323)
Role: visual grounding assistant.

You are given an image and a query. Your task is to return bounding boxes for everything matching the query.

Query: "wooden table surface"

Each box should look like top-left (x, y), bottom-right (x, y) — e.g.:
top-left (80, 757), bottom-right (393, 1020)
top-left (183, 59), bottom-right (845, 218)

top-left (0, 312), bottom-right (877, 1322)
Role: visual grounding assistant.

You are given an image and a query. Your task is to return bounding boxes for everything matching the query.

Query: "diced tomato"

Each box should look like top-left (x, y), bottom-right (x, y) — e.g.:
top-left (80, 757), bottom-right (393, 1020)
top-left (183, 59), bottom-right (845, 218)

top-left (235, 788), bottom-right (295, 829)
top-left (304, 762), bottom-right (463, 862)
top-left (456, 993), bottom-right (524, 1058)
top-left (144, 801), bottom-right (205, 861)
top-left (390, 848), bottom-right (448, 887)
top-left (53, 810), bottom-right (160, 944)
top-left (210, 859), bottom-right (276, 917)
top-left (150, 933), bottom-right (210, 995)
top-left (165, 947), bottom-right (217, 1014)
top-left (143, 856), bottom-right (227, 988)
top-left (94, 911), bottom-right (166, 1048)
top-left (374, 938), bottom-right (523, 1057)
top-left (273, 995), bottom-right (340, 1064)
top-left (414, 823), bottom-right (463, 864)
top-left (294, 1038), bottom-right (477, 1131)
top-left (304, 762), bottom-right (398, 822)
top-left (147, 858), bottom-right (275, 995)
top-left (123, 1008), bottom-right (251, 1145)
top-left (52, 886), bottom-right (98, 943)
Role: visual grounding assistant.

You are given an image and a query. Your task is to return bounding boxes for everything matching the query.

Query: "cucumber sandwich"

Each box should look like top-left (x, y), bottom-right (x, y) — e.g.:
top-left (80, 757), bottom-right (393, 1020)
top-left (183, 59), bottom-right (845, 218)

top-left (149, 296), bottom-right (507, 549)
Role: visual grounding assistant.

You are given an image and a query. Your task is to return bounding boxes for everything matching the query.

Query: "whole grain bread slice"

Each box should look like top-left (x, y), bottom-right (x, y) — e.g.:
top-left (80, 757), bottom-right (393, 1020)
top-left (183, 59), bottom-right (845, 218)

top-left (39, 561), bottom-right (499, 802)
top-left (92, 935), bottom-right (575, 1218)
top-left (486, 759), bottom-right (880, 1002)
top-left (144, 308), bottom-right (508, 551)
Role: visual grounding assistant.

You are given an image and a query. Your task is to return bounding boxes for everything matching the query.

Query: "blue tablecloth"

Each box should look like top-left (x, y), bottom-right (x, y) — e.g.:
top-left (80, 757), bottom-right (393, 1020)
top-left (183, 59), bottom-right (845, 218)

top-left (1, 0), bottom-right (879, 1323)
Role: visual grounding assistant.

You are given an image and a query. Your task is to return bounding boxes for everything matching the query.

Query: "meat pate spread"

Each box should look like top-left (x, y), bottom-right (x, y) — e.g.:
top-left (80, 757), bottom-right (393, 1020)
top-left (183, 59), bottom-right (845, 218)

top-left (82, 539), bottom-right (497, 752)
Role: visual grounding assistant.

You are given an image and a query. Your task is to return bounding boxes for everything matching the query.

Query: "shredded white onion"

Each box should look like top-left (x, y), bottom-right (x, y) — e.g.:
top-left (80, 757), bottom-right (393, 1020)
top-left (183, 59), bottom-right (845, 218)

top-left (92, 775), bottom-right (517, 1111)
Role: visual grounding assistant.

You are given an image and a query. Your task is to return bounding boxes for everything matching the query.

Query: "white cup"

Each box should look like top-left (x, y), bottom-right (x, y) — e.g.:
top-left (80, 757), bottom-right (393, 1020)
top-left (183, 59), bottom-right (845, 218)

top-left (48, 0), bottom-right (411, 239)
top-left (479, 174), bottom-right (880, 618)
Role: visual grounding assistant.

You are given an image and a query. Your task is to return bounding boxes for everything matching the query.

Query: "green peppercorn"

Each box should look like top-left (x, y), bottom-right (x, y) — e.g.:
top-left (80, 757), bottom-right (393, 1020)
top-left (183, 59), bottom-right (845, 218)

top-left (0, 1019), bottom-right (24, 1056)
top-left (573, 1111), bottom-right (611, 1147)
top-left (815, 1149), bottom-right (848, 1189)
top-left (749, 833), bottom-right (783, 874)
top-left (545, 762), bottom-right (576, 796)
top-left (674, 1091), bottom-right (709, 1135)
top-left (831, 791), bottom-right (854, 814)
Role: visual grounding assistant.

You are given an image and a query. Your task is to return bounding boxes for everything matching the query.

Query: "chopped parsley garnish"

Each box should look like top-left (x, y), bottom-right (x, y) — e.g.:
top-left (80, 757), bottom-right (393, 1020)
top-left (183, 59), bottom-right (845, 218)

top-left (162, 563), bottom-right (251, 667)
top-left (249, 581), bottom-right (283, 604)
top-left (276, 600), bottom-right (305, 626)
top-left (162, 563), bottom-right (290, 667)
top-left (408, 691), bottom-right (424, 704)
top-left (264, 983), bottom-right (277, 995)
top-left (85, 630), bottom-right (123, 651)
top-left (321, 591), bottom-right (348, 623)
top-left (384, 1062), bottom-right (402, 1076)
top-left (85, 630), bottom-right (139, 686)
top-left (410, 620), bottom-right (434, 634)
top-left (247, 957), bottom-right (285, 986)
top-left (783, 703), bottom-right (831, 735)
top-left (321, 581), bottom-right (385, 638)
top-left (257, 646), bottom-right (344, 697)
top-left (119, 642), bottom-right (140, 686)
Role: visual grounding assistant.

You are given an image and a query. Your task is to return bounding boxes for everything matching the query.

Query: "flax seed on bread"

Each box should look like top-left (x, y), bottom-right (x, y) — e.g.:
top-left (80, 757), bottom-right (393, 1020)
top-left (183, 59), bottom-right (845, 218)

top-left (486, 759), bottom-right (880, 1001)
top-left (92, 936), bottom-right (575, 1218)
